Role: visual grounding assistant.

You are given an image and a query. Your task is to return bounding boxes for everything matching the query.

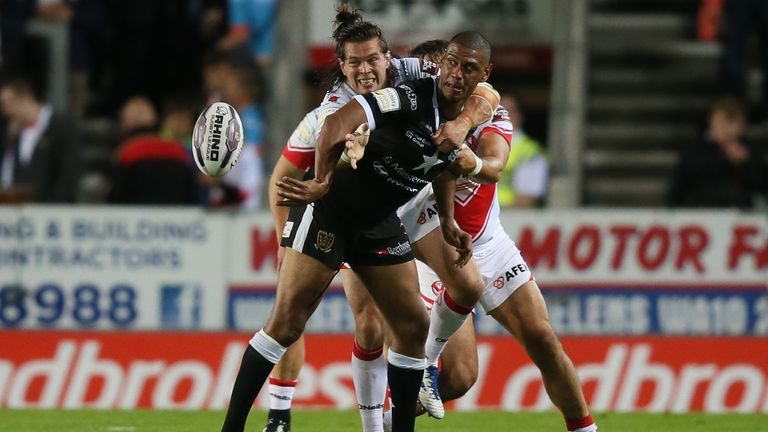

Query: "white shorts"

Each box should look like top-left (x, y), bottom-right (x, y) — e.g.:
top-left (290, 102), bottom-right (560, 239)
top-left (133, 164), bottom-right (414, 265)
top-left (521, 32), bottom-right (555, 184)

top-left (397, 184), bottom-right (440, 244)
top-left (417, 228), bottom-right (533, 313)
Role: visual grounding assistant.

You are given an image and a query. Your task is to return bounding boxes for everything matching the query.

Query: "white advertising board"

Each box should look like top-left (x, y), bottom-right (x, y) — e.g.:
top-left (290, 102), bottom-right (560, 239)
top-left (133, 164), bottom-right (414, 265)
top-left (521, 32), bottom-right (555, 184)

top-left (0, 206), bottom-right (228, 329)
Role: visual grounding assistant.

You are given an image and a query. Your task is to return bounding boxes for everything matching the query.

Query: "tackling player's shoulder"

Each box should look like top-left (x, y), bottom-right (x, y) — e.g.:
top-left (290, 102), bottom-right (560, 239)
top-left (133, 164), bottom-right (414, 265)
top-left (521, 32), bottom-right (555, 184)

top-left (493, 105), bottom-right (511, 123)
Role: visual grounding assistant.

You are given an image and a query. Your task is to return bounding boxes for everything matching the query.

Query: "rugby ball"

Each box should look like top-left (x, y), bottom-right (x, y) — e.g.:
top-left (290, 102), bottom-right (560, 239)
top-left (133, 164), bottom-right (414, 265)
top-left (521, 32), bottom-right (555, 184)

top-left (192, 102), bottom-right (244, 177)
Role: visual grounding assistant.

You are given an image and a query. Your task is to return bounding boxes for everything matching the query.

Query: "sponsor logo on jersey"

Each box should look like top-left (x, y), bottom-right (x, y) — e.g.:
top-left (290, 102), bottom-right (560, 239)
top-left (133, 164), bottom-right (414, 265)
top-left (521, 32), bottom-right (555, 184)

top-left (493, 276), bottom-right (505, 289)
top-left (398, 84), bottom-right (418, 110)
top-left (327, 95), bottom-right (339, 102)
top-left (372, 161), bottom-right (389, 176)
top-left (504, 263), bottom-right (529, 281)
top-left (405, 130), bottom-right (429, 148)
top-left (417, 205), bottom-right (439, 224)
top-left (316, 230), bottom-right (335, 252)
top-left (372, 88), bottom-right (401, 113)
top-left (376, 241), bottom-right (411, 257)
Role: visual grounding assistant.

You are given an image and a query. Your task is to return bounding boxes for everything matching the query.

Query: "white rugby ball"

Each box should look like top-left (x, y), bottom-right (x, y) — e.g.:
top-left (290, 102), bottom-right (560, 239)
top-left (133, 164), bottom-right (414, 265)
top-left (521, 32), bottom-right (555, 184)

top-left (192, 102), bottom-right (244, 177)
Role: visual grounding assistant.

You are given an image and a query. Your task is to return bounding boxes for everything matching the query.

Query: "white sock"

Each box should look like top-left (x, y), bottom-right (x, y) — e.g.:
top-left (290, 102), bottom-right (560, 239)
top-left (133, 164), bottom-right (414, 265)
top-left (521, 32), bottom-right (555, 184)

top-left (352, 340), bottom-right (387, 432)
top-left (249, 329), bottom-right (287, 364)
top-left (382, 409), bottom-right (392, 432)
top-left (268, 377), bottom-right (297, 410)
top-left (425, 290), bottom-right (472, 366)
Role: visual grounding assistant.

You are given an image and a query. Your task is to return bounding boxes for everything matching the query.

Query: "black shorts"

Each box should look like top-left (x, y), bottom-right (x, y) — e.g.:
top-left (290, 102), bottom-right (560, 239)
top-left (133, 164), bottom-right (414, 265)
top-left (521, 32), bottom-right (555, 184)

top-left (281, 201), bottom-right (414, 269)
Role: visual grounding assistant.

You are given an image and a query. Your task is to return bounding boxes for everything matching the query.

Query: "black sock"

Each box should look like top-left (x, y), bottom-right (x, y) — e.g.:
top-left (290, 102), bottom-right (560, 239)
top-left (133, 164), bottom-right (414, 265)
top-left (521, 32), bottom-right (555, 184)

top-left (221, 345), bottom-right (275, 432)
top-left (388, 363), bottom-right (424, 432)
top-left (267, 408), bottom-right (291, 424)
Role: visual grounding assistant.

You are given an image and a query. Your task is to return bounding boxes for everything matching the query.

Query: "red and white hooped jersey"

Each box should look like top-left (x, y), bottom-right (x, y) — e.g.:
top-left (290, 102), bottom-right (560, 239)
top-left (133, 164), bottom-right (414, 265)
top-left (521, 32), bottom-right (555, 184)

top-left (454, 106), bottom-right (513, 247)
top-left (281, 57), bottom-right (428, 171)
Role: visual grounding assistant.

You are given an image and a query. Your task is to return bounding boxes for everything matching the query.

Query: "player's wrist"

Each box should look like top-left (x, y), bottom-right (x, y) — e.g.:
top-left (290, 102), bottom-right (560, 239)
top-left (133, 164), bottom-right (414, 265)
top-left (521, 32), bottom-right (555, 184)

top-left (340, 150), bottom-right (351, 164)
top-left (468, 153), bottom-right (483, 177)
top-left (455, 113), bottom-right (473, 133)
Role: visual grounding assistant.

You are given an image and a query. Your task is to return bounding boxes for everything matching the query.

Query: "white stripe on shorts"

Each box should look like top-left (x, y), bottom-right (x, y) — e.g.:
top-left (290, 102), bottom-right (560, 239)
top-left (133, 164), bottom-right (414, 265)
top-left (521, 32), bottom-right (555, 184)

top-left (291, 204), bottom-right (315, 252)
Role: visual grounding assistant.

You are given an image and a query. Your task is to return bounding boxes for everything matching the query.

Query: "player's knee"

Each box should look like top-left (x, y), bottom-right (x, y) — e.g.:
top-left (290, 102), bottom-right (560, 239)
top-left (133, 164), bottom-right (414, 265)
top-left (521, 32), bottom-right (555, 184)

top-left (393, 312), bottom-right (429, 348)
top-left (444, 276), bottom-right (484, 306)
top-left (354, 315), bottom-right (384, 349)
top-left (265, 320), bottom-right (306, 347)
top-left (522, 321), bottom-right (563, 361)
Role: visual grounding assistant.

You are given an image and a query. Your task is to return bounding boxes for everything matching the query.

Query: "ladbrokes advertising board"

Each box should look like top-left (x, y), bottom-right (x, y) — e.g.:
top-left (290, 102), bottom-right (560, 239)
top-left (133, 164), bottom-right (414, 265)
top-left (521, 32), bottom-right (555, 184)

top-left (1, 332), bottom-right (766, 413)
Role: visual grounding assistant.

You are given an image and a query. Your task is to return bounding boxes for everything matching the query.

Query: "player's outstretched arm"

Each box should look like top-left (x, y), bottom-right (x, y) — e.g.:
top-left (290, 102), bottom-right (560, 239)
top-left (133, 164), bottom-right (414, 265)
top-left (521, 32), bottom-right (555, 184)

top-left (433, 171), bottom-right (472, 267)
top-left (432, 82), bottom-right (500, 150)
top-left (276, 101), bottom-right (367, 206)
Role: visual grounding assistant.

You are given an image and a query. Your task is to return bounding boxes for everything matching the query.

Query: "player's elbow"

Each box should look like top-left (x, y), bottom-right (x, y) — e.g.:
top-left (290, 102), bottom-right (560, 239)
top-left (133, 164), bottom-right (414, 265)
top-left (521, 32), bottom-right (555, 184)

top-left (480, 164), bottom-right (503, 184)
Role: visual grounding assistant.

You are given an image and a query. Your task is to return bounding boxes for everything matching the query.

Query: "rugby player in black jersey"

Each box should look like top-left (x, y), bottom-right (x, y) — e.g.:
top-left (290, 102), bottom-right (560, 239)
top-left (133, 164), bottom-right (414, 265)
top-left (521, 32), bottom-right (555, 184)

top-left (221, 31), bottom-right (495, 432)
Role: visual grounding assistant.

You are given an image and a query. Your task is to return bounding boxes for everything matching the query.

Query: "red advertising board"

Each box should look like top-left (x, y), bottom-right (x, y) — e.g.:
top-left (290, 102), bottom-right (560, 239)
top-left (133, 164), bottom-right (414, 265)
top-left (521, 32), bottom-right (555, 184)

top-left (1, 332), bottom-right (766, 412)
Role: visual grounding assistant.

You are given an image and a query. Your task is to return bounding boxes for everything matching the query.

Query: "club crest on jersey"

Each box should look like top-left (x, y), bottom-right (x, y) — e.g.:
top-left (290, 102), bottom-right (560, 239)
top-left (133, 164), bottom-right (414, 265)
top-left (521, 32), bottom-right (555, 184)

top-left (431, 281), bottom-right (444, 297)
top-left (316, 230), bottom-right (335, 252)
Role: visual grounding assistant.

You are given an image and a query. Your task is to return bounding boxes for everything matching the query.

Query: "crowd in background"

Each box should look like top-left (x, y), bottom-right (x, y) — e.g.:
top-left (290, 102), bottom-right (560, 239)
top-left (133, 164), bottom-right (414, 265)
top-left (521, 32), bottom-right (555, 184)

top-left (0, 0), bottom-right (274, 209)
top-left (1, 0), bottom-right (767, 210)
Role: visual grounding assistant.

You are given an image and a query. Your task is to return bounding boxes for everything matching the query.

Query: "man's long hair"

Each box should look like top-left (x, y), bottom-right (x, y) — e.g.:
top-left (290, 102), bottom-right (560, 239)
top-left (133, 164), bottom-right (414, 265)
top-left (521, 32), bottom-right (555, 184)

top-left (321, 4), bottom-right (397, 90)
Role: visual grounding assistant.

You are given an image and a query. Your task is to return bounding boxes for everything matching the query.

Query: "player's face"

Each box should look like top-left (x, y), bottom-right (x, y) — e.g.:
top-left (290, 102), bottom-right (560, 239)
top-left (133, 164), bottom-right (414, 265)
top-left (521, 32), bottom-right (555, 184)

top-left (339, 39), bottom-right (391, 94)
top-left (438, 43), bottom-right (491, 103)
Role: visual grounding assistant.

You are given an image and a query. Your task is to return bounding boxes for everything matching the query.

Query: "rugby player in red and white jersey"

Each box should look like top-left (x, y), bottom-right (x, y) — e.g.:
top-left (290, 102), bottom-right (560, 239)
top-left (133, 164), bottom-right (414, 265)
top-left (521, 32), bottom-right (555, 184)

top-left (379, 104), bottom-right (597, 432)
top-left (264, 7), bottom-right (486, 432)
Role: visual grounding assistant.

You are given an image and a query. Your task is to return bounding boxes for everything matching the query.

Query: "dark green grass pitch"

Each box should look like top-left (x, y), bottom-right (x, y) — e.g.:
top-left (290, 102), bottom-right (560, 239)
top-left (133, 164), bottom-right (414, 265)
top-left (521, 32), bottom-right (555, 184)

top-left (2, 409), bottom-right (767, 431)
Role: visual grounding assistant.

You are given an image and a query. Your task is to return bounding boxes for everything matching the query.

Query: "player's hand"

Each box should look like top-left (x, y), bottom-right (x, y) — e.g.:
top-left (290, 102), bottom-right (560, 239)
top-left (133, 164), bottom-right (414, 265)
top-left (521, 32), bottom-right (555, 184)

top-left (343, 123), bottom-right (370, 169)
top-left (449, 144), bottom-right (477, 176)
top-left (275, 176), bottom-right (329, 206)
top-left (433, 118), bottom-right (471, 153)
top-left (442, 220), bottom-right (473, 267)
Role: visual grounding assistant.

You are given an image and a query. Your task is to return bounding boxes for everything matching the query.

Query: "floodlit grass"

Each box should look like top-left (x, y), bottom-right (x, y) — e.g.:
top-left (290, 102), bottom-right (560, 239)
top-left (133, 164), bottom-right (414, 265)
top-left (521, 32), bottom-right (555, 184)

top-left (1, 409), bottom-right (767, 432)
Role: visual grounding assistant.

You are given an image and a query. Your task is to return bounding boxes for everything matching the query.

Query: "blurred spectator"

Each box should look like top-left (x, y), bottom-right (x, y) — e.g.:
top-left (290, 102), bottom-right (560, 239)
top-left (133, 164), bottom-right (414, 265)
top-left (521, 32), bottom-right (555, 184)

top-left (108, 96), bottom-right (199, 205)
top-left (0, 77), bottom-right (81, 203)
top-left (216, 66), bottom-right (266, 210)
top-left (667, 97), bottom-right (767, 208)
top-left (217, 0), bottom-right (277, 68)
top-left (160, 96), bottom-right (199, 153)
top-left (202, 51), bottom-right (238, 104)
top-left (497, 94), bottom-right (549, 208)
top-left (718, 0), bottom-right (768, 110)
top-left (199, 0), bottom-right (229, 54)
